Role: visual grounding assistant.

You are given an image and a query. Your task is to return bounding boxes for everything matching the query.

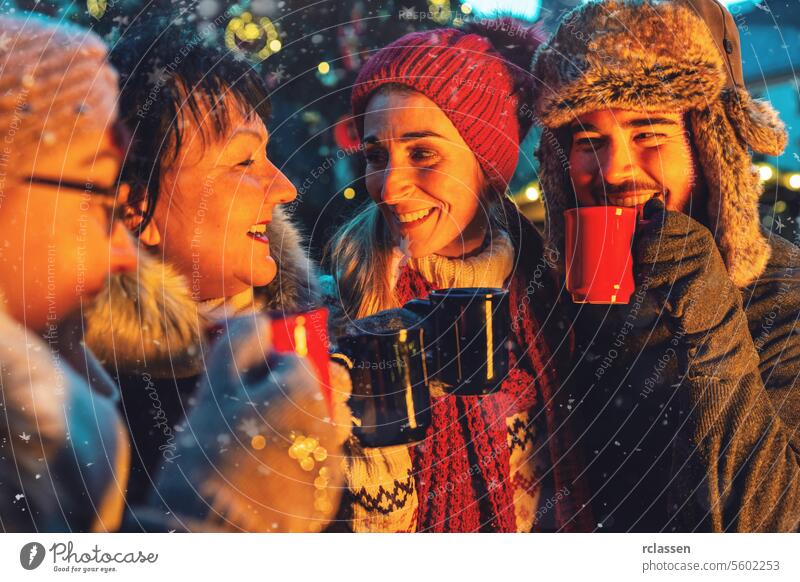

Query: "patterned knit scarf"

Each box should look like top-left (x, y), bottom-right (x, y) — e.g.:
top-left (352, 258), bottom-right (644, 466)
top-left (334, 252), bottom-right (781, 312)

top-left (395, 266), bottom-right (543, 532)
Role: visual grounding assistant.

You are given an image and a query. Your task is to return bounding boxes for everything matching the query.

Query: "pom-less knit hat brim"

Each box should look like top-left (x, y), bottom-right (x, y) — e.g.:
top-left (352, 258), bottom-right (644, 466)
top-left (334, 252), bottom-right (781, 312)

top-left (531, 0), bottom-right (788, 288)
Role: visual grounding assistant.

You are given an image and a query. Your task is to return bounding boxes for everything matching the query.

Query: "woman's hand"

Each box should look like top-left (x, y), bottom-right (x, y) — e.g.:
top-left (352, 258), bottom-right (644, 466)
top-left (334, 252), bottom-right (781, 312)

top-left (152, 315), bottom-right (348, 532)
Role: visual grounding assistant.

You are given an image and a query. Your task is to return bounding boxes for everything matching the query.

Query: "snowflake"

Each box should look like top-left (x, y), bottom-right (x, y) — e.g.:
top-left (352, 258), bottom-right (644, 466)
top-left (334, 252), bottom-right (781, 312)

top-left (267, 64), bottom-right (289, 87)
top-left (18, 432), bottom-right (30, 443)
top-left (251, 0), bottom-right (278, 13)
top-left (232, 50), bottom-right (250, 63)
top-left (197, 0), bottom-right (220, 19)
top-left (238, 417), bottom-right (261, 437)
top-left (774, 216), bottom-right (785, 234)
top-left (0, 32), bottom-right (11, 52)
top-left (146, 64), bottom-right (170, 86)
top-left (112, 15), bottom-right (130, 27)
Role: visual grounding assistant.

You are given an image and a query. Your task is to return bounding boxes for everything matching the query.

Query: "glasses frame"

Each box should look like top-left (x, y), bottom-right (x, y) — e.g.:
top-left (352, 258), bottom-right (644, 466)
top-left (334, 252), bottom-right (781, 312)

top-left (23, 175), bottom-right (125, 232)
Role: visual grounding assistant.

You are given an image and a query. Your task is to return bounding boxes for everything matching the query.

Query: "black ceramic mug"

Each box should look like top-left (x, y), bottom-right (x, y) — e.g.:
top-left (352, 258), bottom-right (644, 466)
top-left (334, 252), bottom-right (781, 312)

top-left (405, 287), bottom-right (510, 396)
top-left (333, 309), bottom-right (432, 448)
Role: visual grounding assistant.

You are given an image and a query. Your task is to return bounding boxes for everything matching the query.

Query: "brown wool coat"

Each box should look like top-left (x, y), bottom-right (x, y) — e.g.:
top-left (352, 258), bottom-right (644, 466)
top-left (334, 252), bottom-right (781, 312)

top-left (568, 234), bottom-right (800, 532)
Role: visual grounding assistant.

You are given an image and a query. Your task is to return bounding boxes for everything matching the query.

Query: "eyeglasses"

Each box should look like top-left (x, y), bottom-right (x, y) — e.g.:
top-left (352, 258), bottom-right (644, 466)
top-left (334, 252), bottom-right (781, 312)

top-left (23, 175), bottom-right (125, 233)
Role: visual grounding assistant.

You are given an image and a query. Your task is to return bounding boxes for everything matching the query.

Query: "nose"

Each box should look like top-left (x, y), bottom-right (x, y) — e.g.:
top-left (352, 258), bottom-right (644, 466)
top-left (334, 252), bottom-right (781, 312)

top-left (599, 136), bottom-right (636, 185)
top-left (264, 160), bottom-right (297, 205)
top-left (380, 161), bottom-right (415, 207)
top-left (108, 221), bottom-right (138, 275)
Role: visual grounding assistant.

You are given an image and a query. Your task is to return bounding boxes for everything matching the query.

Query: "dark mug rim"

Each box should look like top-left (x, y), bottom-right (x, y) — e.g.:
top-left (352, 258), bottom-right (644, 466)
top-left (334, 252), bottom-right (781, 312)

top-left (336, 324), bottom-right (424, 344)
top-left (430, 287), bottom-right (507, 298)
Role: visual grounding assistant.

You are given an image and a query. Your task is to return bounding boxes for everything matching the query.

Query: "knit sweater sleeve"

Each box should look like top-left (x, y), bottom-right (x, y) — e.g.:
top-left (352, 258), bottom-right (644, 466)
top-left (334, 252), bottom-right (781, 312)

top-left (675, 263), bottom-right (800, 532)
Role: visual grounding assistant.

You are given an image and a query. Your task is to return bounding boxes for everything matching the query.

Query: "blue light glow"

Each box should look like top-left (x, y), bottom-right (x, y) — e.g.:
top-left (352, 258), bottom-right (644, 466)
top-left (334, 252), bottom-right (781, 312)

top-left (462, 0), bottom-right (542, 22)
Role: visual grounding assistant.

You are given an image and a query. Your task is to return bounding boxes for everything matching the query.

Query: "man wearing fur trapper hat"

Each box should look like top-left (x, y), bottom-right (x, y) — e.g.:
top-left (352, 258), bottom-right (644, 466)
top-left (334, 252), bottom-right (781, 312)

top-left (531, 0), bottom-right (800, 531)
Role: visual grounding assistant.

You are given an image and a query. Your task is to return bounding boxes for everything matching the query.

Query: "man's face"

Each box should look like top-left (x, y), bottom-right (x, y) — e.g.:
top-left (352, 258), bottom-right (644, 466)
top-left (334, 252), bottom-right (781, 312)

top-left (568, 109), bottom-right (703, 216)
top-left (152, 99), bottom-right (297, 301)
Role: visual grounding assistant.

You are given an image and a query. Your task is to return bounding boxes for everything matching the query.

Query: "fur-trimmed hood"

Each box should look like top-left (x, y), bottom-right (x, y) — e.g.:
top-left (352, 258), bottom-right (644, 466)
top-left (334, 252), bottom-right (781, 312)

top-left (84, 208), bottom-right (319, 379)
top-left (531, 0), bottom-right (788, 287)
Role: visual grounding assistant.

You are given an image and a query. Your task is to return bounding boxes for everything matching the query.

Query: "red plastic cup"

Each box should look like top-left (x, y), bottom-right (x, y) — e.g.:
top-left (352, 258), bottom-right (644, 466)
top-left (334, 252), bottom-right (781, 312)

top-left (269, 308), bottom-right (333, 417)
top-left (564, 206), bottom-right (636, 304)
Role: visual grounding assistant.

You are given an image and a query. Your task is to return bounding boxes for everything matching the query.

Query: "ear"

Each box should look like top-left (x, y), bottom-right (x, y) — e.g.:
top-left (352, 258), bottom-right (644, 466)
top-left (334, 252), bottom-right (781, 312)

top-left (121, 184), bottom-right (161, 246)
top-left (138, 217), bottom-right (161, 247)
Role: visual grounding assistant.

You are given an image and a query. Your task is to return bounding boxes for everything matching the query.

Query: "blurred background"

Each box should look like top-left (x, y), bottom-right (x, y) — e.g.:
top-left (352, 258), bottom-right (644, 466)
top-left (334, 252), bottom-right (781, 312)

top-left (7, 0), bottom-right (800, 260)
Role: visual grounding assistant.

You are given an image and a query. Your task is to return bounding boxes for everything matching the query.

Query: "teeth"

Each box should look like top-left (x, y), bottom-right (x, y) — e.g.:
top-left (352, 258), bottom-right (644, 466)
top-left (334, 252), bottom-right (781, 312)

top-left (248, 223), bottom-right (268, 235)
top-left (612, 193), bottom-right (655, 207)
top-left (397, 208), bottom-right (433, 224)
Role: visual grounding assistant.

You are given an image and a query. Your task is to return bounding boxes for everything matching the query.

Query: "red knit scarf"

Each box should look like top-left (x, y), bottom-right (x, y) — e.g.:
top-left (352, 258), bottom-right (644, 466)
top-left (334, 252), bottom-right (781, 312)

top-left (396, 266), bottom-right (550, 532)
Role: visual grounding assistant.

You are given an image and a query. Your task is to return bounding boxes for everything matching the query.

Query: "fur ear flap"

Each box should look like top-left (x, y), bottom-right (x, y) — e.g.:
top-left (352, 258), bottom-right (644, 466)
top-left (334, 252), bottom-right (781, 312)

top-left (535, 128), bottom-right (573, 269)
top-left (688, 101), bottom-right (771, 288)
top-left (723, 88), bottom-right (788, 157)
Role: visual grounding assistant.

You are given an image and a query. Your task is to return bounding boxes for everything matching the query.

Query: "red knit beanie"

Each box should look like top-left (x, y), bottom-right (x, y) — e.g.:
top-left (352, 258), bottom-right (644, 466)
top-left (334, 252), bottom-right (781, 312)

top-left (351, 22), bottom-right (543, 192)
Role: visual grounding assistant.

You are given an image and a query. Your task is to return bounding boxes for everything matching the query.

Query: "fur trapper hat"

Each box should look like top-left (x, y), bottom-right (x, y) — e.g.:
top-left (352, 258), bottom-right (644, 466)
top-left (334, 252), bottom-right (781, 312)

top-left (531, 0), bottom-right (788, 287)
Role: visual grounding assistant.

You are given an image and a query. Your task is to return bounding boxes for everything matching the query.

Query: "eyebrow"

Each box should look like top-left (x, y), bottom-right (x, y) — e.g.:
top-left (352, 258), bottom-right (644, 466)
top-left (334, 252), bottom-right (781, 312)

top-left (622, 117), bottom-right (680, 128)
top-left (362, 130), bottom-right (445, 145)
top-left (570, 117), bottom-right (680, 133)
top-left (227, 128), bottom-right (269, 147)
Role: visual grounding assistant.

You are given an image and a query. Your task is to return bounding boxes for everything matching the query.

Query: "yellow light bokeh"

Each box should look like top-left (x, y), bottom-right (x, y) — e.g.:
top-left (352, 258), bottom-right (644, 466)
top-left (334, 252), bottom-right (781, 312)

top-left (343, 187), bottom-right (356, 200)
top-left (317, 61), bottom-right (331, 74)
top-left (225, 14), bottom-right (282, 61)
top-left (525, 186), bottom-right (540, 201)
top-left (251, 435), bottom-right (266, 450)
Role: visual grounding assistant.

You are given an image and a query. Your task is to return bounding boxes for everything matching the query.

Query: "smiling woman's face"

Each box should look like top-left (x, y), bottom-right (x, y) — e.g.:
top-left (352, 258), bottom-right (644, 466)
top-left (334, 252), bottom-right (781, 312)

top-left (151, 98), bottom-right (296, 301)
top-left (362, 89), bottom-right (488, 259)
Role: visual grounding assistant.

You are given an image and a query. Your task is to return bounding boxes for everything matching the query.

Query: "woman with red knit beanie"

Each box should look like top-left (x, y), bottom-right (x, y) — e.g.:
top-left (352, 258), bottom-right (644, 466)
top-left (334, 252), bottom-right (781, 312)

top-left (325, 20), bottom-right (592, 532)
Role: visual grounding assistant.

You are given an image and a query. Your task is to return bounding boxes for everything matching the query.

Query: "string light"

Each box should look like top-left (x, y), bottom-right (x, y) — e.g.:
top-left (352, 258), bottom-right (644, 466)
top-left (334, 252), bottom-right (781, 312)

top-left (317, 61), bottom-right (331, 75)
top-left (525, 186), bottom-right (540, 201)
top-left (428, 0), bottom-right (452, 24)
top-left (788, 174), bottom-right (800, 190)
top-left (87, 0), bottom-right (107, 20)
top-left (225, 12), bottom-right (281, 62)
top-left (343, 187), bottom-right (356, 200)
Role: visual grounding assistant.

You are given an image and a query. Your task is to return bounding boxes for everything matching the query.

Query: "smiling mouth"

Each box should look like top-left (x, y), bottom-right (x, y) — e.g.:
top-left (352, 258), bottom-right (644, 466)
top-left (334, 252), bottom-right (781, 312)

top-left (395, 207), bottom-right (435, 227)
top-left (246, 222), bottom-right (270, 244)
